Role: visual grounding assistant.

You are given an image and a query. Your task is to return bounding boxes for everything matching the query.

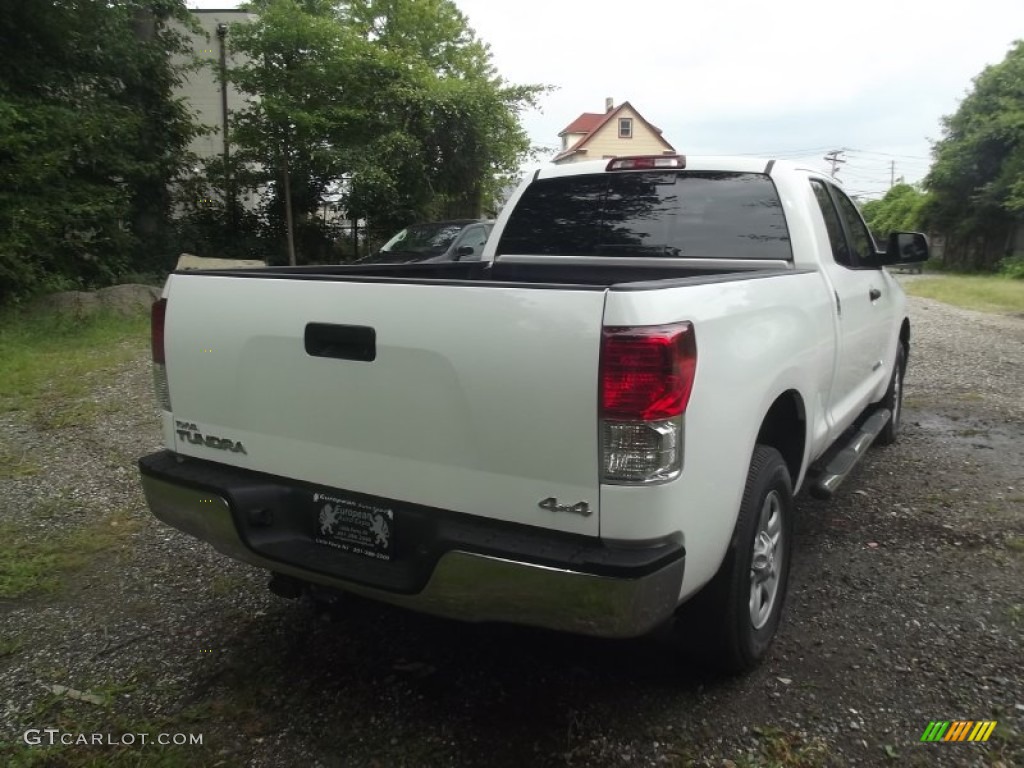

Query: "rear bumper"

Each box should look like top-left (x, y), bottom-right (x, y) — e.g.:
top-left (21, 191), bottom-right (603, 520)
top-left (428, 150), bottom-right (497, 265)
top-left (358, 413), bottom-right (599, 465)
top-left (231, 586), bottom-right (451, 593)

top-left (138, 451), bottom-right (685, 638)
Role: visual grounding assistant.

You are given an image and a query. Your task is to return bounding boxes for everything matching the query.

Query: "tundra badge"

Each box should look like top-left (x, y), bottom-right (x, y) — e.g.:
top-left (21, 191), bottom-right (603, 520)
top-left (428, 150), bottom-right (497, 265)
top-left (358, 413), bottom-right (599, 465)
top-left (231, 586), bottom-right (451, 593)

top-left (175, 421), bottom-right (247, 454)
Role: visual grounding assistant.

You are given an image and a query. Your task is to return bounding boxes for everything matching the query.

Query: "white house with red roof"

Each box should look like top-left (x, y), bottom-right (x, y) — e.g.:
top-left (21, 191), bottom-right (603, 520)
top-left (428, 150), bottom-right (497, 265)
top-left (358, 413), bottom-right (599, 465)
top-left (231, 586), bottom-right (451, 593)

top-left (552, 98), bottom-right (675, 164)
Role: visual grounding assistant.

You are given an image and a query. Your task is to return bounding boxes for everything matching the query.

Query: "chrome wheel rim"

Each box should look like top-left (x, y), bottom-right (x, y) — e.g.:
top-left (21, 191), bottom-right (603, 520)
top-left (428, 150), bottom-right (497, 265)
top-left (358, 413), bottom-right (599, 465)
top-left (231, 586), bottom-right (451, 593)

top-left (749, 490), bottom-right (784, 630)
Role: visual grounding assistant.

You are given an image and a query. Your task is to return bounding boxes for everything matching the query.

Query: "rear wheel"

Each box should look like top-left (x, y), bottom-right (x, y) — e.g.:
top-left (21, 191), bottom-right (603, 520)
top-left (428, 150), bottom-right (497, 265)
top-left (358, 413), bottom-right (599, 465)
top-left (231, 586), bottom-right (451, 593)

top-left (876, 342), bottom-right (906, 446)
top-left (679, 445), bottom-right (794, 674)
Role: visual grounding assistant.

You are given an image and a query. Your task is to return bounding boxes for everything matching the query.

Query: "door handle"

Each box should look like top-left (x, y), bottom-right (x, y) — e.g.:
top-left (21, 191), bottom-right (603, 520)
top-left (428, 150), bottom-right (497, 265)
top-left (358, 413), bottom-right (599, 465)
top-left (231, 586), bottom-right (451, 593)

top-left (869, 288), bottom-right (881, 301)
top-left (305, 323), bottom-right (376, 361)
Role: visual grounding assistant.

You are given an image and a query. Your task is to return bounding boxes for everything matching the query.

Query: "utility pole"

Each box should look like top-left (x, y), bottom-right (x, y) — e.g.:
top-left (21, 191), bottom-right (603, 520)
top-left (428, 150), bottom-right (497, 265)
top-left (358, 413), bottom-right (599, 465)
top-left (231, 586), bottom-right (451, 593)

top-left (824, 149), bottom-right (846, 179)
top-left (216, 23), bottom-right (235, 232)
top-left (282, 133), bottom-right (297, 267)
top-left (890, 160), bottom-right (895, 189)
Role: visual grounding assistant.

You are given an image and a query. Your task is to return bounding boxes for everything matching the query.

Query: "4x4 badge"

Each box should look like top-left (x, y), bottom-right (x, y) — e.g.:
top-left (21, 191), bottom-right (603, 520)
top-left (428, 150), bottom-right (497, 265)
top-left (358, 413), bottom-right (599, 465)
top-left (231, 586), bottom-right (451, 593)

top-left (538, 497), bottom-right (592, 517)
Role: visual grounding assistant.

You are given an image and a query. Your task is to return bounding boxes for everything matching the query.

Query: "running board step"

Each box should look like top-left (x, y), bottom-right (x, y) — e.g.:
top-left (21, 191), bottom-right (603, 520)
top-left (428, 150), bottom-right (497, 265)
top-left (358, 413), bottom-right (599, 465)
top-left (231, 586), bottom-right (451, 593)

top-left (808, 409), bottom-right (891, 500)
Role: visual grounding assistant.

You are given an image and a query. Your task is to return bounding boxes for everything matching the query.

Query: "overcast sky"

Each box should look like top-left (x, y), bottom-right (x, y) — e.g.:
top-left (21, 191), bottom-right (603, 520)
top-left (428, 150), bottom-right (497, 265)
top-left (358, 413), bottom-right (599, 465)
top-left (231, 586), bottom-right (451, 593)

top-left (188, 0), bottom-right (1023, 198)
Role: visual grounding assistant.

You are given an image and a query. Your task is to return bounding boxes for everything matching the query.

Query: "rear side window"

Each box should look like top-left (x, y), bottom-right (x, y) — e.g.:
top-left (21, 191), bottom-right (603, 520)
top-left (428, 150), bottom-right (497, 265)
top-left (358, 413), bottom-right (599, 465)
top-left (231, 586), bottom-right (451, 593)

top-left (832, 188), bottom-right (876, 267)
top-left (497, 172), bottom-right (792, 260)
top-left (810, 179), bottom-right (853, 267)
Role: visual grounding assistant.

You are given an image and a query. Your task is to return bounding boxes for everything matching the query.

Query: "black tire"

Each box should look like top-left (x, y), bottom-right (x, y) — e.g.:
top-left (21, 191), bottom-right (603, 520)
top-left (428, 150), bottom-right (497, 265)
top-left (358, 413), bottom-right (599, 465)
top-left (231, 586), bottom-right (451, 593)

top-left (685, 445), bottom-right (794, 674)
top-left (876, 342), bottom-right (906, 446)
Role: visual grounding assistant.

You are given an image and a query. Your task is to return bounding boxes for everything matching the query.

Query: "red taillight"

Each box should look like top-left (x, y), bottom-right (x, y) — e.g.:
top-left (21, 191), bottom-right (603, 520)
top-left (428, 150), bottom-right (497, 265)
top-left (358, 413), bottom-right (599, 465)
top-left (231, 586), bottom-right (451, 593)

top-left (600, 323), bottom-right (697, 421)
top-left (151, 298), bottom-right (167, 365)
top-left (606, 155), bottom-right (686, 171)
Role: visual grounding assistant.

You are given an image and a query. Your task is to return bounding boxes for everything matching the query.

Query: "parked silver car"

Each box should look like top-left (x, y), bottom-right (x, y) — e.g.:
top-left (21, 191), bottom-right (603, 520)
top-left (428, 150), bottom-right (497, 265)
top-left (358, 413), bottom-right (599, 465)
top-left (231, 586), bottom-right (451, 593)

top-left (360, 219), bottom-right (494, 264)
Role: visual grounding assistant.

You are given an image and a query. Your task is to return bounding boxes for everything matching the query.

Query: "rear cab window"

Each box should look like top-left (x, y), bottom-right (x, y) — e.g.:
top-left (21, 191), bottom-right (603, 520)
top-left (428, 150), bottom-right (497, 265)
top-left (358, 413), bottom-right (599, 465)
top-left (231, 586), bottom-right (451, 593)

top-left (496, 172), bottom-right (792, 261)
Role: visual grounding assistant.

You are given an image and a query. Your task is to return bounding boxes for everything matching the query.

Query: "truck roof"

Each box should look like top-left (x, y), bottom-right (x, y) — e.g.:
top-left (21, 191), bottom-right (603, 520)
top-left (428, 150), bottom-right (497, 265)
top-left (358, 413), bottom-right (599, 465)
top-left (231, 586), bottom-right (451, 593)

top-left (537, 155), bottom-right (825, 180)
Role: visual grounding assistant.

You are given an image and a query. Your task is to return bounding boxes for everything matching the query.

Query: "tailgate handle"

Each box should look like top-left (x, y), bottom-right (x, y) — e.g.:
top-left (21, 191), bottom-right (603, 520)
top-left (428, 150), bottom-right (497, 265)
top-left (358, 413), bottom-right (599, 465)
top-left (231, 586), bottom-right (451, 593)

top-left (304, 323), bottom-right (376, 362)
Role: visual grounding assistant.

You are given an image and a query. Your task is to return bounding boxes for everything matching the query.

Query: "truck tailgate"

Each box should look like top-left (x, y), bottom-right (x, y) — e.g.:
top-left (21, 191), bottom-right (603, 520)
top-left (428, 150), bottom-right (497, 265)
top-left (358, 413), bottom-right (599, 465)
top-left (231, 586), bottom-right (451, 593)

top-left (163, 275), bottom-right (605, 536)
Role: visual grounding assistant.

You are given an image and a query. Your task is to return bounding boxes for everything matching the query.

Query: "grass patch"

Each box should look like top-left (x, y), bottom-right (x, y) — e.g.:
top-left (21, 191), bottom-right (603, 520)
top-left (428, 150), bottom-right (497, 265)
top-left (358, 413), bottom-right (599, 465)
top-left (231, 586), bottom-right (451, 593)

top-left (0, 444), bottom-right (40, 479)
top-left (904, 275), bottom-right (1024, 314)
top-left (0, 507), bottom-right (142, 599)
top-left (0, 693), bottom-right (220, 768)
top-left (208, 573), bottom-right (247, 597)
top-left (732, 727), bottom-right (830, 768)
top-left (1007, 536), bottom-right (1024, 553)
top-left (33, 400), bottom-right (122, 431)
top-left (0, 307), bottom-right (148, 423)
top-left (0, 636), bottom-right (23, 658)
top-left (901, 396), bottom-right (926, 408)
top-left (954, 392), bottom-right (986, 402)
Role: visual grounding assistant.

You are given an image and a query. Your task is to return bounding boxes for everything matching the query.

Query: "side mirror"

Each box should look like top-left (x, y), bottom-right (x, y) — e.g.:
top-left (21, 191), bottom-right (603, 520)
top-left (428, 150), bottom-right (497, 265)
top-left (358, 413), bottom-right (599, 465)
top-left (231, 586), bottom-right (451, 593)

top-left (455, 245), bottom-right (475, 260)
top-left (878, 232), bottom-right (929, 266)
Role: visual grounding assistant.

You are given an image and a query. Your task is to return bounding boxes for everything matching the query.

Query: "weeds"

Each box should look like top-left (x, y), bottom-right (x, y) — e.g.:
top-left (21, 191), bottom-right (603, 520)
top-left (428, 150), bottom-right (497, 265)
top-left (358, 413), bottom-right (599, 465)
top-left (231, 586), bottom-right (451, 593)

top-left (0, 701), bottom-right (216, 768)
top-left (0, 307), bottom-right (148, 424)
top-left (0, 636), bottom-right (23, 658)
top-left (0, 506), bottom-right (141, 599)
top-left (0, 444), bottom-right (40, 479)
top-left (731, 726), bottom-right (830, 768)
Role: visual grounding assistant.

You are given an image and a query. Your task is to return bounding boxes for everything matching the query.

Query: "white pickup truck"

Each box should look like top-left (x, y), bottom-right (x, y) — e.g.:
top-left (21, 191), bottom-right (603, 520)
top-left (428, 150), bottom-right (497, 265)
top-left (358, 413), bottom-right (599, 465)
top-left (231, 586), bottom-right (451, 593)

top-left (138, 155), bottom-right (928, 672)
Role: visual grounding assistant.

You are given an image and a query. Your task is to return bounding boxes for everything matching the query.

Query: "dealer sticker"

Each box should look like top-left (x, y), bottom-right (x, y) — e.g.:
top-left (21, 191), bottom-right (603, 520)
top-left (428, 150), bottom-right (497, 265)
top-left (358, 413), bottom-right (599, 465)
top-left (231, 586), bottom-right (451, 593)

top-left (312, 491), bottom-right (394, 561)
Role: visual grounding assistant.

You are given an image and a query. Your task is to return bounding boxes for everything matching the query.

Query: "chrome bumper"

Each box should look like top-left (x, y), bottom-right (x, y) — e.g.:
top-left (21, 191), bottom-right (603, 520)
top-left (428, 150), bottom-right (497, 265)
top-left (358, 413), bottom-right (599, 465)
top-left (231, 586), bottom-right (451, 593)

top-left (140, 474), bottom-right (685, 639)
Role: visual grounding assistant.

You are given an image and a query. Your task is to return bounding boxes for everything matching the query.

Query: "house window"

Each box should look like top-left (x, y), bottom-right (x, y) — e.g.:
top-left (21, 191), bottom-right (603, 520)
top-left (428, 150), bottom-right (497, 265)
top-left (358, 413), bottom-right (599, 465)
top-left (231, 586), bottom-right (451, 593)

top-left (618, 118), bottom-right (633, 139)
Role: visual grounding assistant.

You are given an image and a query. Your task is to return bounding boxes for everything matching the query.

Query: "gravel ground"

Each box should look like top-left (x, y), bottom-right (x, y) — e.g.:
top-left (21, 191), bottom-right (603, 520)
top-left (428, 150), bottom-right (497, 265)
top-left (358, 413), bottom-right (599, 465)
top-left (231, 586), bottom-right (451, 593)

top-left (0, 291), bottom-right (1022, 767)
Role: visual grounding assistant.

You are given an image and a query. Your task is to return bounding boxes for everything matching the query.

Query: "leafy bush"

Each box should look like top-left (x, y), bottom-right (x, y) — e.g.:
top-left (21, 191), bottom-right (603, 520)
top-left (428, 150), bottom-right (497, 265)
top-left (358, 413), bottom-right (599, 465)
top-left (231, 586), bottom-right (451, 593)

top-left (861, 184), bottom-right (928, 237)
top-left (0, 2), bottom-right (199, 304)
top-left (998, 256), bottom-right (1024, 280)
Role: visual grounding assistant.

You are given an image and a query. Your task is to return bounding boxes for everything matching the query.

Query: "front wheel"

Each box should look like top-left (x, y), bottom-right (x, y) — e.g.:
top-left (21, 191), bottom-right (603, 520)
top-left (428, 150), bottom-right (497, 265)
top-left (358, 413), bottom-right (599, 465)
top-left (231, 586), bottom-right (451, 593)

top-left (876, 342), bottom-right (906, 446)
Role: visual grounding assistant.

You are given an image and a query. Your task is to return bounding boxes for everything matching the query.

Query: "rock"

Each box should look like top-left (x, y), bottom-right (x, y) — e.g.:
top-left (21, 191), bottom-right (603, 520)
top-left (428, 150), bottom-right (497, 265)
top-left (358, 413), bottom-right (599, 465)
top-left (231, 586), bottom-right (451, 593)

top-left (176, 253), bottom-right (266, 270)
top-left (94, 284), bottom-right (161, 314)
top-left (44, 683), bottom-right (105, 705)
top-left (30, 283), bottom-right (160, 318)
top-left (41, 290), bottom-right (102, 317)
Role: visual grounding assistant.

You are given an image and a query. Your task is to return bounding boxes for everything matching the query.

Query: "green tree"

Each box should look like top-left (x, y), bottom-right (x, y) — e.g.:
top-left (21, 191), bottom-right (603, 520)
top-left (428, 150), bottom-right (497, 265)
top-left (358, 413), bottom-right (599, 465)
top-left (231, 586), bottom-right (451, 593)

top-left (923, 39), bottom-right (1024, 270)
top-left (229, 0), bottom-right (373, 264)
top-left (0, 0), bottom-right (201, 302)
top-left (339, 0), bottom-right (543, 235)
top-left (228, 0), bottom-right (543, 261)
top-left (861, 183), bottom-right (928, 239)
top-left (340, 0), bottom-right (493, 78)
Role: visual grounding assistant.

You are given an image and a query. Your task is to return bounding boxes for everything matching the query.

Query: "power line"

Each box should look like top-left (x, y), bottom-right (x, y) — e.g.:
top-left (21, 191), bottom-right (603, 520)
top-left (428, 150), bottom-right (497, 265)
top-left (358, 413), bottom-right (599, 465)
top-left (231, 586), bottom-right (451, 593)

top-left (843, 148), bottom-right (931, 161)
top-left (846, 159), bottom-right (929, 168)
top-left (732, 146), bottom-right (837, 158)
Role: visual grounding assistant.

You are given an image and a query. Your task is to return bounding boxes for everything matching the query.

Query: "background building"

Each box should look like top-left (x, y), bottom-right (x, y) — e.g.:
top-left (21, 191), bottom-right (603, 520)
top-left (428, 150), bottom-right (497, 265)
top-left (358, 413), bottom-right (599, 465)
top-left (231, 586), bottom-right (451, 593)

top-left (553, 98), bottom-right (675, 164)
top-left (172, 8), bottom-right (254, 163)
